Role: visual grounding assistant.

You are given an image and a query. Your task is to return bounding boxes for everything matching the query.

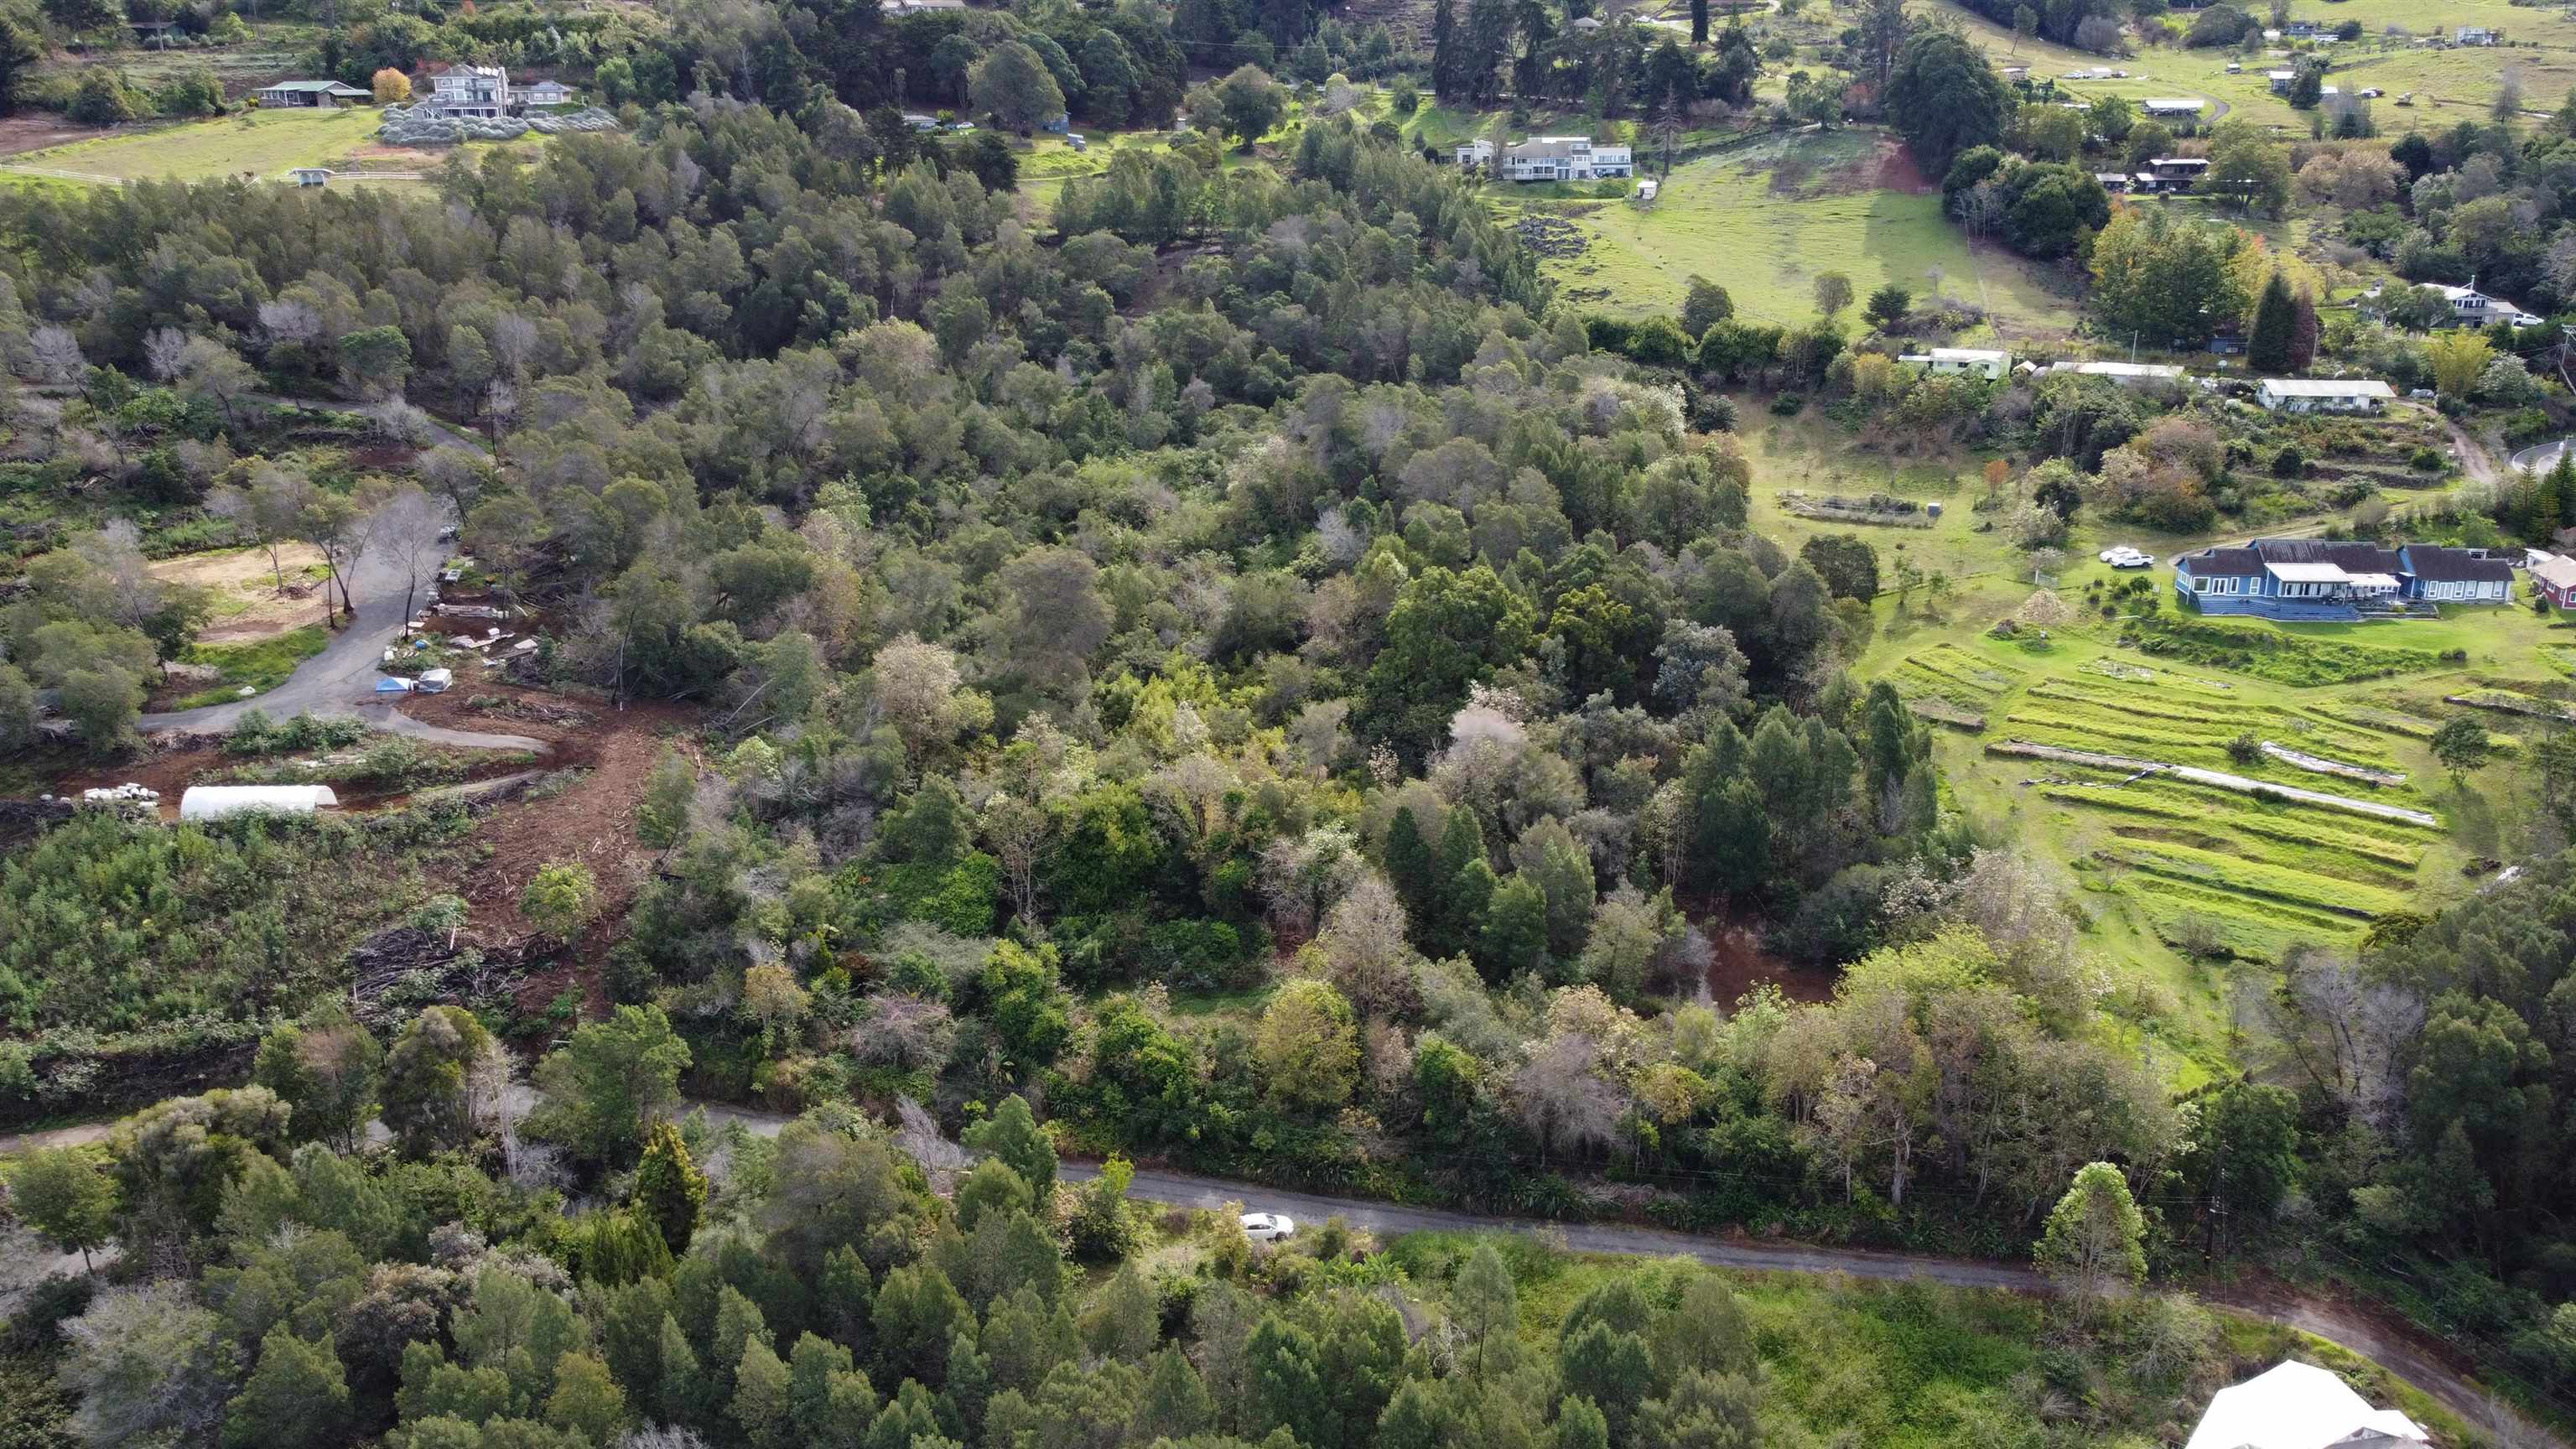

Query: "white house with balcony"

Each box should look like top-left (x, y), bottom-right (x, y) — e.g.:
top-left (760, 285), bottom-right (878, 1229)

top-left (426, 65), bottom-right (512, 118)
top-left (1456, 135), bottom-right (1633, 182)
top-left (2431, 282), bottom-right (2544, 328)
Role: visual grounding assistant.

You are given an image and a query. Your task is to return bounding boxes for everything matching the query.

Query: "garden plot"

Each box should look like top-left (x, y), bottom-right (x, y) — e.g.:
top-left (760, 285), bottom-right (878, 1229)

top-left (1888, 641), bottom-right (2024, 717)
top-left (1976, 658), bottom-right (2445, 963)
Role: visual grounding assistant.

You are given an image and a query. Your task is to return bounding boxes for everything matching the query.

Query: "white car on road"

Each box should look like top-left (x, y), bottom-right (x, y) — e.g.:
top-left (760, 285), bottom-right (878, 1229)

top-left (2098, 546), bottom-right (2156, 569)
top-left (1240, 1212), bottom-right (1296, 1243)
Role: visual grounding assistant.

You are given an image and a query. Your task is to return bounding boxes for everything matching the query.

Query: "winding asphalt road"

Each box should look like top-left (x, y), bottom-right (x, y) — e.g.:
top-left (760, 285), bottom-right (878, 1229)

top-left (0, 1094), bottom-right (2551, 1441)
top-left (1067, 1162), bottom-right (2553, 1441)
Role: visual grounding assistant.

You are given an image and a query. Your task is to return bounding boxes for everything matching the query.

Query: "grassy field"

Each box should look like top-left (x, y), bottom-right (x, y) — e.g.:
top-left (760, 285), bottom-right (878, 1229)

top-left (1491, 128), bottom-right (2084, 335)
top-left (0, 107), bottom-right (546, 190)
top-left (170, 624), bottom-right (329, 707)
top-left (1732, 408), bottom-right (2551, 1075)
top-left (1925, 0), bottom-right (2570, 127)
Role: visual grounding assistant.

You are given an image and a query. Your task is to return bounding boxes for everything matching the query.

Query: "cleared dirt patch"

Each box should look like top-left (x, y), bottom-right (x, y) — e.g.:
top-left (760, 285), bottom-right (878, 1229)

top-left (1868, 134), bottom-right (1932, 195)
top-left (1701, 918), bottom-right (1836, 1005)
top-left (153, 543), bottom-right (332, 641)
top-left (0, 114), bottom-right (108, 158)
top-left (393, 686), bottom-right (704, 1015)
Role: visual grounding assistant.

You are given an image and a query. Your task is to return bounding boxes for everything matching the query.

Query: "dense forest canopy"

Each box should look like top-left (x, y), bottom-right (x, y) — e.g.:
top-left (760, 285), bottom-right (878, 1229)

top-left (6, 0), bottom-right (2576, 1441)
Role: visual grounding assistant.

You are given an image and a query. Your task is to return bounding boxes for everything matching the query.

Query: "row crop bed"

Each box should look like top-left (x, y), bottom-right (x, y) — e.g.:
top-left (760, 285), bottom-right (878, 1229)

top-left (2121, 616), bottom-right (2448, 688)
top-left (2102, 837), bottom-right (2408, 920)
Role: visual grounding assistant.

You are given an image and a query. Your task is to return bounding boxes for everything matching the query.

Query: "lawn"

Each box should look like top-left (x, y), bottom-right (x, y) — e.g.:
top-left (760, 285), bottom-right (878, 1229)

top-left (1493, 127), bottom-right (2084, 336)
top-left (0, 107), bottom-right (546, 190)
top-left (170, 623), bottom-right (329, 708)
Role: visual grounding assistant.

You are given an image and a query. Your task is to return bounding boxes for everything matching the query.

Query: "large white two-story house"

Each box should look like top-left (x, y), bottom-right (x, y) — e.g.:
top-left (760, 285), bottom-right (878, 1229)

top-left (1454, 135), bottom-right (1634, 182)
top-left (424, 65), bottom-right (512, 118)
top-left (2430, 281), bottom-right (2544, 328)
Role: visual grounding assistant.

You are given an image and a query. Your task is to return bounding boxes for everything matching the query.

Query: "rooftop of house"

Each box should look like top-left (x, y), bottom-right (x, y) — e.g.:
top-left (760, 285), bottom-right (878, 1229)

top-left (1506, 136), bottom-right (1623, 158)
top-left (2402, 544), bottom-right (2516, 583)
top-left (2180, 538), bottom-right (2511, 584)
top-left (2064, 361), bottom-right (2184, 378)
top-left (2258, 377), bottom-right (2397, 397)
top-left (1927, 347), bottom-right (2008, 362)
top-left (2531, 554), bottom-right (2576, 589)
top-left (263, 79), bottom-right (370, 93)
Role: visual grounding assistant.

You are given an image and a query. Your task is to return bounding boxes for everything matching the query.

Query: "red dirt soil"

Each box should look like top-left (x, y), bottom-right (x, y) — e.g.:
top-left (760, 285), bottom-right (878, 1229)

top-left (1869, 134), bottom-right (1934, 195)
top-left (1701, 919), bottom-right (1837, 1005)
top-left (392, 686), bottom-right (704, 1017)
top-left (0, 114), bottom-right (109, 159)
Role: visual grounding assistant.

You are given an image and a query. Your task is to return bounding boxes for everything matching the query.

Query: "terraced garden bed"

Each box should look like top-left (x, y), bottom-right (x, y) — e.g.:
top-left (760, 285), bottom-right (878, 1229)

top-left (2121, 615), bottom-right (2449, 688)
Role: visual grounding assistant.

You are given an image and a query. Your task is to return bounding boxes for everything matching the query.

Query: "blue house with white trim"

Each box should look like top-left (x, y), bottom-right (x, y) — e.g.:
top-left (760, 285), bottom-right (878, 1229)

top-left (2174, 538), bottom-right (2513, 621)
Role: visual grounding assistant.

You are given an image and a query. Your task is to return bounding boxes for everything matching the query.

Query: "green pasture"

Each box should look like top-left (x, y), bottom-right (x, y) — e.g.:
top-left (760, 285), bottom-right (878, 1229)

top-left (1494, 128), bottom-right (2083, 335)
top-left (1928, 0), bottom-right (2571, 126)
top-left (171, 624), bottom-right (329, 708)
top-left (0, 108), bottom-right (544, 190)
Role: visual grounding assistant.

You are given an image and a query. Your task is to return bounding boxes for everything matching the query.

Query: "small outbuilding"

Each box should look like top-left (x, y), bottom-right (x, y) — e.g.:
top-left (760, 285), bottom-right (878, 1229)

top-left (416, 667), bottom-right (454, 693)
top-left (289, 168), bottom-right (333, 187)
top-left (2532, 553), bottom-right (2576, 608)
top-left (179, 785), bottom-right (341, 821)
top-left (258, 80), bottom-right (371, 107)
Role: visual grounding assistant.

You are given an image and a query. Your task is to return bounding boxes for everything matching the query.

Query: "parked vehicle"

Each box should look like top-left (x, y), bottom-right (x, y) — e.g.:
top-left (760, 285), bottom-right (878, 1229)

top-left (2099, 546), bottom-right (2156, 569)
top-left (1240, 1212), bottom-right (1296, 1242)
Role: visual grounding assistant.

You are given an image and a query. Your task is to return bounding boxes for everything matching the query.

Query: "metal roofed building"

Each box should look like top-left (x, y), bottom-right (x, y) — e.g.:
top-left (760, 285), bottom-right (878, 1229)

top-left (2254, 378), bottom-right (2397, 413)
top-left (2174, 538), bottom-right (2511, 619)
top-left (257, 80), bottom-right (371, 107)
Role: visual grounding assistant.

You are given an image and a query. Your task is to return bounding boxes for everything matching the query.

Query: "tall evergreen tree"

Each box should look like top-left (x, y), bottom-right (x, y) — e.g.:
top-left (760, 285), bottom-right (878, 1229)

top-left (1384, 805), bottom-right (1441, 935)
top-left (2246, 272), bottom-right (2296, 373)
top-left (1431, 0), bottom-right (1458, 96)
top-left (1690, 0), bottom-right (1710, 44)
top-left (2288, 287), bottom-right (2320, 369)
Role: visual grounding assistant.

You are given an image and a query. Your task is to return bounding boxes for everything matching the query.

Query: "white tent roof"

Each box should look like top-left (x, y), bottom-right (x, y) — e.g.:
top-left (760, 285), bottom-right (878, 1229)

top-left (2265, 562), bottom-right (2350, 584)
top-left (2184, 1361), bottom-right (2427, 1449)
top-left (179, 785), bottom-right (340, 820)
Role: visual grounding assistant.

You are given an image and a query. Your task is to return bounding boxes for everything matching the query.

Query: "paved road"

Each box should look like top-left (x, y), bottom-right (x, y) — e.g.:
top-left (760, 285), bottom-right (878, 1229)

top-left (1055, 1160), bottom-right (2553, 1441)
top-left (4, 1105), bottom-right (2551, 1441)
top-left (1059, 1161), bottom-right (2044, 1288)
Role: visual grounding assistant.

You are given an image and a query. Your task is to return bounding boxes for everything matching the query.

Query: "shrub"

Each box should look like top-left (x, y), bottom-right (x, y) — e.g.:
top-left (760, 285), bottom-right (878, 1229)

top-left (1770, 393), bottom-right (1806, 416)
top-left (2409, 446), bottom-right (2444, 473)
top-left (2272, 444), bottom-right (2305, 478)
top-left (67, 69), bottom-right (143, 126)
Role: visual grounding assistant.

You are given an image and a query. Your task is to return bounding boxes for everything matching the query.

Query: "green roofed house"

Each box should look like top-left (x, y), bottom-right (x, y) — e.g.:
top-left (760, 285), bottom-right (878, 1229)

top-left (258, 79), bottom-right (372, 107)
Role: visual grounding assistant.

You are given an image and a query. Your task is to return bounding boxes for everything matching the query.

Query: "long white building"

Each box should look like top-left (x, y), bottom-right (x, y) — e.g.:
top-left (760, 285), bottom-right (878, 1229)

top-left (1455, 135), bottom-right (1634, 182)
